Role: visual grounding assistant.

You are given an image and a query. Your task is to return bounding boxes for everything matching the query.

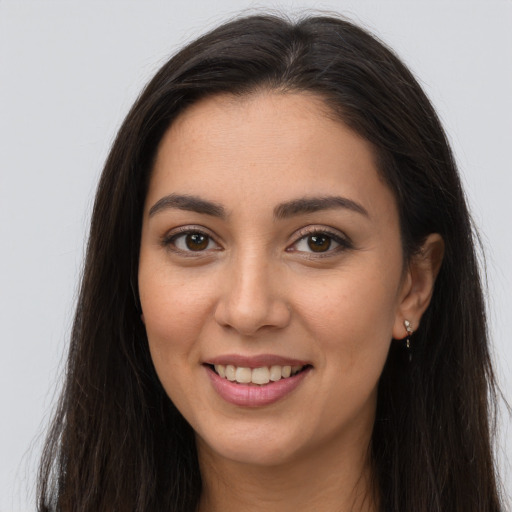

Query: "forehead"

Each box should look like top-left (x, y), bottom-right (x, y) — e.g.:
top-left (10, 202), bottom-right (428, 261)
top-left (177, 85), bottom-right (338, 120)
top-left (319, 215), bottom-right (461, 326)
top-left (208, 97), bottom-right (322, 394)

top-left (146, 91), bottom-right (396, 221)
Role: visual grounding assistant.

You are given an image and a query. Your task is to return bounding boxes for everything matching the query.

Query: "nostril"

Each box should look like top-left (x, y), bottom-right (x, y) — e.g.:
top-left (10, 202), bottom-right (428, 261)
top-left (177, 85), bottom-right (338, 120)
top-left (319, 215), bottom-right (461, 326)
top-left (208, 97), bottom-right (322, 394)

top-left (214, 294), bottom-right (291, 335)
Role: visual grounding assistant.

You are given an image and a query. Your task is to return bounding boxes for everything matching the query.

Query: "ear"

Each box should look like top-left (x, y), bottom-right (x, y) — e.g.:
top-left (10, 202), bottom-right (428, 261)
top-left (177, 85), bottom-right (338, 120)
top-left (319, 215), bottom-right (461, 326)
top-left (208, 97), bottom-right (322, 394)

top-left (392, 233), bottom-right (444, 339)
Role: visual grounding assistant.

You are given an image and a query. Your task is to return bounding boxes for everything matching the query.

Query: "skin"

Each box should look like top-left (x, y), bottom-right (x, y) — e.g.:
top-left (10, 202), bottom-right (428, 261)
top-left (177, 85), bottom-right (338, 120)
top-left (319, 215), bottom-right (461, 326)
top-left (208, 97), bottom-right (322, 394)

top-left (138, 92), bottom-right (443, 512)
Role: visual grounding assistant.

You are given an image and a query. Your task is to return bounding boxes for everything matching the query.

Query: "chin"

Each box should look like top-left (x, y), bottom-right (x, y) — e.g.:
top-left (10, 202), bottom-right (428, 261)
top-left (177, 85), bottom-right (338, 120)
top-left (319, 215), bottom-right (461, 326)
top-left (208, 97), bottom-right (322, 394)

top-left (196, 425), bottom-right (307, 468)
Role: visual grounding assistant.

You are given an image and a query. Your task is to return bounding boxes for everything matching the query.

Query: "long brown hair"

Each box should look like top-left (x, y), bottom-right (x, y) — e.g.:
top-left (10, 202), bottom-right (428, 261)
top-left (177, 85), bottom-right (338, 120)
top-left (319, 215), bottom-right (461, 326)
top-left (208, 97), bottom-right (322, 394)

top-left (38, 13), bottom-right (504, 512)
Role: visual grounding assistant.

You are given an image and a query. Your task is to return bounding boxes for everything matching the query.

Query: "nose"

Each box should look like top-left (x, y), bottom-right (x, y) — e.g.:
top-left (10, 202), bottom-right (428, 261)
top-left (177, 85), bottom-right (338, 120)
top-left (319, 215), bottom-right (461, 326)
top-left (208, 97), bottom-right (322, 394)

top-left (214, 252), bottom-right (291, 336)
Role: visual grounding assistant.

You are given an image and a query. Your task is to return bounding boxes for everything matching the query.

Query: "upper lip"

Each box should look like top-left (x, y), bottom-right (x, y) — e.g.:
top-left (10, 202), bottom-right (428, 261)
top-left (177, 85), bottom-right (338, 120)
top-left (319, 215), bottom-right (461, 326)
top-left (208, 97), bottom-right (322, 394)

top-left (205, 354), bottom-right (311, 368)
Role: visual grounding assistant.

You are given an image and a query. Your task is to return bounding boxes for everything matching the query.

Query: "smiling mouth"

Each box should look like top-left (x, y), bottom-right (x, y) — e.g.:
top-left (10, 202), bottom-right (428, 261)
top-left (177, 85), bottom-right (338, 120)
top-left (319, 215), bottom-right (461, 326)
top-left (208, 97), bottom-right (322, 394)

top-left (207, 364), bottom-right (311, 385)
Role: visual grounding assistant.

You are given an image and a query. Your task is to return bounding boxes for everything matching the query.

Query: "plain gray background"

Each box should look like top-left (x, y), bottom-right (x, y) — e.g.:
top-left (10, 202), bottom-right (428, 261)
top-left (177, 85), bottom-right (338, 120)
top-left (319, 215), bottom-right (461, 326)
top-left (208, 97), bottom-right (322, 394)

top-left (1, 1), bottom-right (511, 510)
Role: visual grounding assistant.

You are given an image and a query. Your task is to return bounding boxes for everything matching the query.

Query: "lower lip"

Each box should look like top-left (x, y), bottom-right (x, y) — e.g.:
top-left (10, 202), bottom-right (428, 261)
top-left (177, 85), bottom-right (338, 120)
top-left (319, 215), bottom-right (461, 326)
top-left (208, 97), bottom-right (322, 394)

top-left (205, 366), bottom-right (311, 407)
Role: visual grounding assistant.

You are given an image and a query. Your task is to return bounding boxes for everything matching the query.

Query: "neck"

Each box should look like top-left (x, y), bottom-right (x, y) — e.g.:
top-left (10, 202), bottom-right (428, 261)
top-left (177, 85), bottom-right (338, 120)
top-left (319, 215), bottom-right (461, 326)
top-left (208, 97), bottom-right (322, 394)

top-left (196, 434), bottom-right (378, 512)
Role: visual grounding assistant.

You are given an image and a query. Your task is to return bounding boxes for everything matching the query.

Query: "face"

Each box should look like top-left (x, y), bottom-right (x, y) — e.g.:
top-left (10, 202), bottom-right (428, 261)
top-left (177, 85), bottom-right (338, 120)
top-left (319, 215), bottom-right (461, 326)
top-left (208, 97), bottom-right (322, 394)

top-left (138, 92), bottom-right (413, 468)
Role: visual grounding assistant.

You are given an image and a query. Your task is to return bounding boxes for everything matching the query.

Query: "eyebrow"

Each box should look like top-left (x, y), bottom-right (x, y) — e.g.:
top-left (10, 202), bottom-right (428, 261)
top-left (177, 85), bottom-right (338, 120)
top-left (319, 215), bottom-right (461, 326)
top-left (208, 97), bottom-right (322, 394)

top-left (273, 196), bottom-right (369, 219)
top-left (149, 193), bottom-right (226, 218)
top-left (148, 193), bottom-right (368, 220)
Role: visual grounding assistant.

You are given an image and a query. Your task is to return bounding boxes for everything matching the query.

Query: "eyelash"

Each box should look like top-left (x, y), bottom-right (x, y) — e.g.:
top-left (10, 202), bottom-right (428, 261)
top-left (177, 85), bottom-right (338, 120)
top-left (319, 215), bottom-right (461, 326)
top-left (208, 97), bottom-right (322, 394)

top-left (161, 226), bottom-right (353, 257)
top-left (288, 228), bottom-right (353, 257)
top-left (162, 226), bottom-right (220, 256)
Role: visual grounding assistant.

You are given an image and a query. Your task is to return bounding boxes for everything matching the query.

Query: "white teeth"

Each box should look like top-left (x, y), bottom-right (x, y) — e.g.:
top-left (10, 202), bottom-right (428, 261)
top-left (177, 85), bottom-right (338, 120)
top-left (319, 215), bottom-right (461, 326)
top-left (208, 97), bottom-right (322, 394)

top-left (251, 367), bottom-right (270, 385)
top-left (225, 365), bottom-right (236, 381)
top-left (213, 364), bottom-right (305, 385)
top-left (235, 367), bottom-right (252, 383)
top-left (216, 364), bottom-right (226, 378)
top-left (269, 365), bottom-right (282, 381)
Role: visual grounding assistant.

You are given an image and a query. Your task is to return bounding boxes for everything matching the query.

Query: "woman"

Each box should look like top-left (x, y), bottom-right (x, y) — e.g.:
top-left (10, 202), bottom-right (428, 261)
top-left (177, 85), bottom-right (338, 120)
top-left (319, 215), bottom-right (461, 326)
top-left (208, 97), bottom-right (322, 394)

top-left (37, 13), bottom-right (504, 512)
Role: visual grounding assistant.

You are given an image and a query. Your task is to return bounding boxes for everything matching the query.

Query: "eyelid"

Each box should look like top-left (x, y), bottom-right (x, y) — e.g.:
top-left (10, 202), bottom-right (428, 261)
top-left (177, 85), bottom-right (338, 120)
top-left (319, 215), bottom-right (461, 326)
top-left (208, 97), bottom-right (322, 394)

top-left (287, 225), bottom-right (353, 254)
top-left (160, 224), bottom-right (352, 256)
top-left (161, 225), bottom-right (222, 254)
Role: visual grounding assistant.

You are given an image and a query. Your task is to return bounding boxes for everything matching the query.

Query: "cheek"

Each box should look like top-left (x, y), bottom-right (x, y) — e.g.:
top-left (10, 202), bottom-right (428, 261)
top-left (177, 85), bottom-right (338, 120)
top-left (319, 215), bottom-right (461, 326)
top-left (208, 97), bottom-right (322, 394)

top-left (139, 272), bottom-right (214, 417)
top-left (140, 258), bottom-right (214, 338)
top-left (138, 263), bottom-right (214, 385)
top-left (293, 266), bottom-right (399, 370)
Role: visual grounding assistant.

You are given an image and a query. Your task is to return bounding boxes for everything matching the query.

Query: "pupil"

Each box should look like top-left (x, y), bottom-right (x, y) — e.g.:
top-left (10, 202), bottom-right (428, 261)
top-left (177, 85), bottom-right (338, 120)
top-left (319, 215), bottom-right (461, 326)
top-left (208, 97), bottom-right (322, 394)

top-left (186, 233), bottom-right (208, 251)
top-left (308, 235), bottom-right (331, 252)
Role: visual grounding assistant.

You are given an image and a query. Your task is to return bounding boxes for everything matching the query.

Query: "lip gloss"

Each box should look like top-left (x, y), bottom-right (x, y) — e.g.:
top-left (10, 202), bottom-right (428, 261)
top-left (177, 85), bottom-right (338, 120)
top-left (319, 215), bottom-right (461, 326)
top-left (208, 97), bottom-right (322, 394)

top-left (206, 365), bottom-right (311, 407)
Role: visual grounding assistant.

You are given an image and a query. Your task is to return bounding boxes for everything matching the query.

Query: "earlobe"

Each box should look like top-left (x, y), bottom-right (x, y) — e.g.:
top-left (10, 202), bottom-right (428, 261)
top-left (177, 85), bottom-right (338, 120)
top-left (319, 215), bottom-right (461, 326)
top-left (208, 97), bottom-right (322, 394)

top-left (393, 233), bottom-right (444, 339)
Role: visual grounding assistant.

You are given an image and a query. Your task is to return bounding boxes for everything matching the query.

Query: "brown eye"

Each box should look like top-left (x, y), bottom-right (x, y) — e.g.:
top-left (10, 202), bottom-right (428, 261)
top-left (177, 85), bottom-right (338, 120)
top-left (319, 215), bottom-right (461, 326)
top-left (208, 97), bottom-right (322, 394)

top-left (166, 230), bottom-right (218, 253)
top-left (185, 232), bottom-right (209, 251)
top-left (290, 230), bottom-right (348, 256)
top-left (307, 234), bottom-right (332, 252)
